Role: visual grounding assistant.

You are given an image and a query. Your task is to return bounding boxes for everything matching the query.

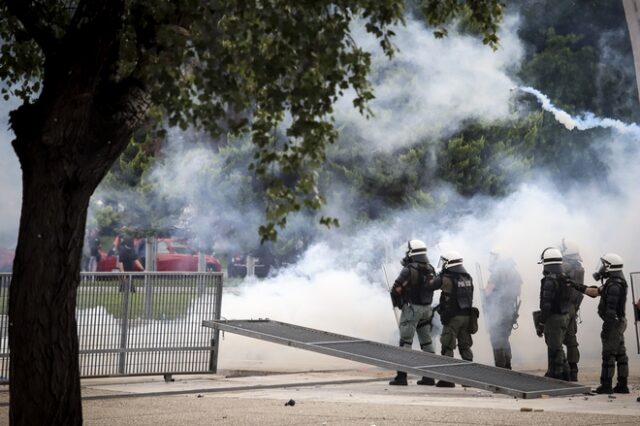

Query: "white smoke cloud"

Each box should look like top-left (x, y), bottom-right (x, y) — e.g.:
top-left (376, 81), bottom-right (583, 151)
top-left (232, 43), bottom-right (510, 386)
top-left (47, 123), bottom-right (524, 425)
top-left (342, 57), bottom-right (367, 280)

top-left (1, 10), bottom-right (638, 377)
top-left (124, 14), bottom-right (640, 372)
top-left (333, 15), bottom-right (523, 152)
top-left (218, 129), bottom-right (640, 371)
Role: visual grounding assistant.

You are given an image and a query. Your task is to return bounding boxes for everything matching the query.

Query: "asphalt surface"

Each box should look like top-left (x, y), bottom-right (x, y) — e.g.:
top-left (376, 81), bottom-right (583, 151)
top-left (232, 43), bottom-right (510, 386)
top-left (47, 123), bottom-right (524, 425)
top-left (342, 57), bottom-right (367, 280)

top-left (2, 367), bottom-right (639, 425)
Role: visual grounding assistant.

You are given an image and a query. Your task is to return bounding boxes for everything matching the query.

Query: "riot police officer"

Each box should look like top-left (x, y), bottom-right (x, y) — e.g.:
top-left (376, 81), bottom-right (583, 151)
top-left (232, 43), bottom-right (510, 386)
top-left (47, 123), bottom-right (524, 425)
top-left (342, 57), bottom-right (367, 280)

top-left (559, 239), bottom-right (585, 382)
top-left (484, 250), bottom-right (522, 369)
top-left (429, 250), bottom-right (477, 387)
top-left (537, 247), bottom-right (572, 380)
top-left (592, 253), bottom-right (629, 394)
top-left (388, 240), bottom-right (437, 386)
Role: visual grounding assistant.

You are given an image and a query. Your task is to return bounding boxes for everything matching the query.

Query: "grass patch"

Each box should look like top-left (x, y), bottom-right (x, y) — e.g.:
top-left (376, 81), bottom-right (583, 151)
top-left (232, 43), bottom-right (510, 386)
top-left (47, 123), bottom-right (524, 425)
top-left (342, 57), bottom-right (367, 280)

top-left (77, 290), bottom-right (199, 320)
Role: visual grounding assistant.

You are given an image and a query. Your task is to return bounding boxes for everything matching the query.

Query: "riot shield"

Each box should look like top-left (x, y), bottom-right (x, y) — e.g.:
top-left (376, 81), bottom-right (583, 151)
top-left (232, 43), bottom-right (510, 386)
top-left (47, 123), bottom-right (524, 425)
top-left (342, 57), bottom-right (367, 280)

top-left (630, 272), bottom-right (640, 354)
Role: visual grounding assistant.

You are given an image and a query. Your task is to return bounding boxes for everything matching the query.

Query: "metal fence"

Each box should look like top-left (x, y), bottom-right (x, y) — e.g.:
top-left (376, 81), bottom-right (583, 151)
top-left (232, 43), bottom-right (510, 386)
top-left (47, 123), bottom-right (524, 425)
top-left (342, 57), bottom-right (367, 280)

top-left (0, 271), bottom-right (223, 381)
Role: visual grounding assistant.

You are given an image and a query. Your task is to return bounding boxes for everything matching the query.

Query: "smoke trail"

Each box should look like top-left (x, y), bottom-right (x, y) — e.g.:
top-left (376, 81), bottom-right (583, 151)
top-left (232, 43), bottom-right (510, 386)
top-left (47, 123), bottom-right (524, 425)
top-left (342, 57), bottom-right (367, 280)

top-left (519, 86), bottom-right (640, 136)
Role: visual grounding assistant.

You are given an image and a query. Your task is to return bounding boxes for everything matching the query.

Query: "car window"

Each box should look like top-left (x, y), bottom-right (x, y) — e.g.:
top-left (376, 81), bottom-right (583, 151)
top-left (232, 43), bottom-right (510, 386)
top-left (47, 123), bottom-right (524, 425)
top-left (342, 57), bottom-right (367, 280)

top-left (171, 242), bottom-right (192, 254)
top-left (157, 241), bottom-right (170, 254)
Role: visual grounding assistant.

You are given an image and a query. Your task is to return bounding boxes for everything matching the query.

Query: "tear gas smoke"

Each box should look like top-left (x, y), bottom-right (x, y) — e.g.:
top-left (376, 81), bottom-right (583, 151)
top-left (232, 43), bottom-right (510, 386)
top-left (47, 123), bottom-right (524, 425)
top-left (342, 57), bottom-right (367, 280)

top-left (332, 16), bottom-right (523, 153)
top-left (520, 86), bottom-right (640, 136)
top-left (1, 13), bottom-right (639, 377)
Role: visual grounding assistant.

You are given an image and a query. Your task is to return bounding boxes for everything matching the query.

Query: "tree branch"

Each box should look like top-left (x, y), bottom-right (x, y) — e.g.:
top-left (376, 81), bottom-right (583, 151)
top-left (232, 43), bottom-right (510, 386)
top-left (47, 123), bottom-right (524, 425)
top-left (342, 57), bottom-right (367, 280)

top-left (4, 0), bottom-right (59, 54)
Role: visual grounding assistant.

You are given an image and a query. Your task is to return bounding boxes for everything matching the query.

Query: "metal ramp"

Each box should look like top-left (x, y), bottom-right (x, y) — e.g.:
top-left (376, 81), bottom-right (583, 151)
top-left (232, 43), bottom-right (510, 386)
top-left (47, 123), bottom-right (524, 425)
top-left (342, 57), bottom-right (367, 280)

top-left (203, 319), bottom-right (590, 399)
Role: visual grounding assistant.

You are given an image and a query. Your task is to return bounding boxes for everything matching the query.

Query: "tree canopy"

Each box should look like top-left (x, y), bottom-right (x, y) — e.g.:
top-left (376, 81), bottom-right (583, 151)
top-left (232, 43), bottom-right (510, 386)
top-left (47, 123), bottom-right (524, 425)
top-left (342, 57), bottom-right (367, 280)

top-left (1, 0), bottom-right (504, 241)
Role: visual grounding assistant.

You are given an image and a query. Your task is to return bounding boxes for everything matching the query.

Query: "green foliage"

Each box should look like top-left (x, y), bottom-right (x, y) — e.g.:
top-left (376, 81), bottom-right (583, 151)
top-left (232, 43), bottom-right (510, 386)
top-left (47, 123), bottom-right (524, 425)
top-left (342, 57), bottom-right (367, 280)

top-left (516, 0), bottom-right (637, 182)
top-left (520, 29), bottom-right (597, 114)
top-left (1, 0), bottom-right (504, 242)
top-left (0, 4), bottom-right (44, 101)
top-left (93, 128), bottom-right (185, 236)
top-left (421, 0), bottom-right (504, 48)
top-left (438, 114), bottom-right (540, 196)
top-left (517, 0), bottom-right (639, 121)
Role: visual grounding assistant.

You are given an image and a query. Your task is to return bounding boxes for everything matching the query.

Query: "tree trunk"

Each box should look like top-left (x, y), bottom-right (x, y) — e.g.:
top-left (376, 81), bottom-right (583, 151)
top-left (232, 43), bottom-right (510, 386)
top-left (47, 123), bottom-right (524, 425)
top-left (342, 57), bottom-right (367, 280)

top-left (8, 157), bottom-right (92, 425)
top-left (7, 74), bottom-right (148, 426)
top-left (4, 2), bottom-right (151, 422)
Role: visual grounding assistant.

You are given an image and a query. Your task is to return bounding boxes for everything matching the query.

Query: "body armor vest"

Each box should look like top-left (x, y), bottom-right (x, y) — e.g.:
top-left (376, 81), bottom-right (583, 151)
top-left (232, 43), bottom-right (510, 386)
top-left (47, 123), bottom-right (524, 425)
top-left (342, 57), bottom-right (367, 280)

top-left (598, 276), bottom-right (627, 320)
top-left (455, 273), bottom-right (474, 310)
top-left (540, 273), bottom-right (572, 315)
top-left (407, 263), bottom-right (435, 305)
top-left (440, 272), bottom-right (473, 316)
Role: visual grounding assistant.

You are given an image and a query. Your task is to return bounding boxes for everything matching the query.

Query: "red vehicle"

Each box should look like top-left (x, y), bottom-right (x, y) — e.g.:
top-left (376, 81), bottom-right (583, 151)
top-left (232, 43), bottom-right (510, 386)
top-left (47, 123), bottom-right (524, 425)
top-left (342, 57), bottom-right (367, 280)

top-left (97, 238), bottom-right (221, 272)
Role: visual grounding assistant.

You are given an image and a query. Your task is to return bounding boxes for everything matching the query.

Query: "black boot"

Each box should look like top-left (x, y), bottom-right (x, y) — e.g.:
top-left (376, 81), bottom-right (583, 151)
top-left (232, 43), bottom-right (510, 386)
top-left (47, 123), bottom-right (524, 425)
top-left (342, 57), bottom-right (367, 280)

top-left (595, 379), bottom-right (613, 394)
top-left (613, 378), bottom-right (629, 394)
top-left (435, 380), bottom-right (455, 388)
top-left (417, 376), bottom-right (435, 386)
top-left (493, 349), bottom-right (506, 369)
top-left (389, 372), bottom-right (408, 386)
top-left (569, 363), bottom-right (578, 382)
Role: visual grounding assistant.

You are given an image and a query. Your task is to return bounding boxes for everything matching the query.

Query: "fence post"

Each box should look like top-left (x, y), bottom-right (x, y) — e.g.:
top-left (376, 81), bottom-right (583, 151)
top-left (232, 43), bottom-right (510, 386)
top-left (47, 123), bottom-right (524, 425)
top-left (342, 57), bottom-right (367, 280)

top-left (118, 274), bottom-right (132, 375)
top-left (144, 274), bottom-right (154, 320)
top-left (197, 253), bottom-right (206, 297)
top-left (246, 256), bottom-right (255, 277)
top-left (209, 274), bottom-right (224, 373)
top-left (144, 238), bottom-right (157, 320)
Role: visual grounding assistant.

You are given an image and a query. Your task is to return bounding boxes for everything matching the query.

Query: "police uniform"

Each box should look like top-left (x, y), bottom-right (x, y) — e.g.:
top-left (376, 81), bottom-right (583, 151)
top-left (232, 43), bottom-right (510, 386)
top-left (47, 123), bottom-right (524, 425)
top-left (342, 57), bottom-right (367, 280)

top-left (389, 252), bottom-right (436, 386)
top-left (485, 256), bottom-right (522, 369)
top-left (562, 256), bottom-right (584, 381)
top-left (596, 271), bottom-right (628, 393)
top-left (570, 253), bottom-right (629, 393)
top-left (539, 262), bottom-right (572, 380)
top-left (429, 256), bottom-right (475, 387)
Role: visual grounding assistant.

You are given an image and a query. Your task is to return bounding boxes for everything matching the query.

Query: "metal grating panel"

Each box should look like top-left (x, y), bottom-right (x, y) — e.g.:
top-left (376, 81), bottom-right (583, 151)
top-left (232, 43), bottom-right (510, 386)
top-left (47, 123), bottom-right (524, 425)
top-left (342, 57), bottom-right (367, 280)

top-left (204, 319), bottom-right (591, 399)
top-left (420, 363), bottom-right (573, 394)
top-left (221, 319), bottom-right (359, 344)
top-left (320, 341), bottom-right (467, 368)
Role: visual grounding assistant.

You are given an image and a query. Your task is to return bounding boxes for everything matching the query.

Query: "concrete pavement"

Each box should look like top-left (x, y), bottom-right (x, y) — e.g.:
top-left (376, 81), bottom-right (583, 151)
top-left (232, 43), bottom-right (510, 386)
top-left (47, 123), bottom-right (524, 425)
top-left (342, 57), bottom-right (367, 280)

top-left (1, 367), bottom-right (639, 425)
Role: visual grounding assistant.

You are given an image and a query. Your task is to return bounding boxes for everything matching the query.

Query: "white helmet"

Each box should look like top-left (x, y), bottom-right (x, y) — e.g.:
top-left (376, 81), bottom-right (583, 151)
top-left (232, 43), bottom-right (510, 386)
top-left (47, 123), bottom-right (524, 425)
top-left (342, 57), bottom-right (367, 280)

top-left (559, 238), bottom-right (581, 258)
top-left (438, 250), bottom-right (463, 270)
top-left (406, 239), bottom-right (427, 258)
top-left (538, 247), bottom-right (563, 265)
top-left (599, 253), bottom-right (623, 272)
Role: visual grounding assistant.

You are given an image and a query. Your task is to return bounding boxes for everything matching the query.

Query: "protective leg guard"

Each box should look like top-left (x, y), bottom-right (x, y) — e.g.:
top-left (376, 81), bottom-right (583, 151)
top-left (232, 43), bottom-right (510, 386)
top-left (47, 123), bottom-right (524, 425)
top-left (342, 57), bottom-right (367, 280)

top-left (569, 363), bottom-right (578, 382)
top-left (493, 349), bottom-right (507, 369)
top-left (389, 371), bottom-right (408, 386)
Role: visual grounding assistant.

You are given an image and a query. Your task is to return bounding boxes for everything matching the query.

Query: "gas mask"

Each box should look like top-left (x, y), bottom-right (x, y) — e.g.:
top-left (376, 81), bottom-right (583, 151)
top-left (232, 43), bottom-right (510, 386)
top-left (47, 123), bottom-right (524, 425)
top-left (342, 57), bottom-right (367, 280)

top-left (592, 260), bottom-right (607, 281)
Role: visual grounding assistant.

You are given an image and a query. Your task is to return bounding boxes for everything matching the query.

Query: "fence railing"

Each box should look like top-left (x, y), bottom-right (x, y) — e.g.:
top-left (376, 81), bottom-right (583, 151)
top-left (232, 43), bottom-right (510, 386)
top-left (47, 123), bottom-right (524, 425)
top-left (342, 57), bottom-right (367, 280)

top-left (0, 271), bottom-right (223, 381)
